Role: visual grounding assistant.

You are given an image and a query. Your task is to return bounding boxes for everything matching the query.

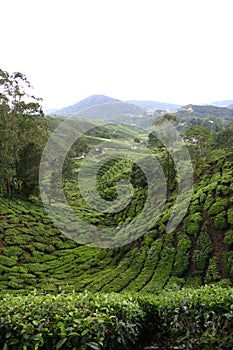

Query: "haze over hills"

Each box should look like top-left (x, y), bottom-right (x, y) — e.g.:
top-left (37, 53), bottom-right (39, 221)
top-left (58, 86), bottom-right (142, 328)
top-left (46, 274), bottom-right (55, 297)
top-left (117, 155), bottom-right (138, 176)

top-left (48, 95), bottom-right (233, 119)
top-left (49, 94), bottom-right (182, 117)
top-left (127, 99), bottom-right (181, 111)
top-left (74, 101), bottom-right (147, 120)
top-left (211, 99), bottom-right (233, 107)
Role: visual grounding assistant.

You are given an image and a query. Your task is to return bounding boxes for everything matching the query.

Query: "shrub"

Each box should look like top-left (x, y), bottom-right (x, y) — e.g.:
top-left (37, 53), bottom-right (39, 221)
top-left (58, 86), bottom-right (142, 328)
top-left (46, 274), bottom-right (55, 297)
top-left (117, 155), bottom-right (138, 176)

top-left (151, 286), bottom-right (233, 349)
top-left (224, 230), bottom-right (233, 247)
top-left (173, 233), bottom-right (191, 277)
top-left (216, 184), bottom-right (229, 195)
top-left (189, 200), bottom-right (200, 214)
top-left (213, 212), bottom-right (227, 230)
top-left (183, 212), bottom-right (202, 236)
top-left (203, 193), bottom-right (215, 211)
top-left (190, 212), bottom-right (202, 223)
top-left (223, 252), bottom-right (233, 276)
top-left (197, 230), bottom-right (212, 255)
top-left (193, 249), bottom-right (208, 271)
top-left (3, 246), bottom-right (24, 257)
top-left (4, 229), bottom-right (32, 246)
top-left (0, 255), bottom-right (18, 267)
top-left (164, 276), bottom-right (185, 290)
top-left (205, 256), bottom-right (220, 283)
top-left (208, 198), bottom-right (228, 216)
top-left (184, 220), bottom-right (200, 236)
top-left (228, 208), bottom-right (233, 225)
top-left (0, 292), bottom-right (144, 350)
top-left (199, 192), bottom-right (206, 203)
top-left (0, 286), bottom-right (232, 349)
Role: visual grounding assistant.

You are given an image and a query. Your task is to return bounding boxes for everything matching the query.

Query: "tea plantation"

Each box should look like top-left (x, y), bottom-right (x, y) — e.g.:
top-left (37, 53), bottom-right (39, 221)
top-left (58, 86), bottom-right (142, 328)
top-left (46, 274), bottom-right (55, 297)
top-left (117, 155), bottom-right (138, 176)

top-left (0, 69), bottom-right (233, 348)
top-left (0, 151), bottom-right (233, 348)
top-left (1, 152), bottom-right (233, 294)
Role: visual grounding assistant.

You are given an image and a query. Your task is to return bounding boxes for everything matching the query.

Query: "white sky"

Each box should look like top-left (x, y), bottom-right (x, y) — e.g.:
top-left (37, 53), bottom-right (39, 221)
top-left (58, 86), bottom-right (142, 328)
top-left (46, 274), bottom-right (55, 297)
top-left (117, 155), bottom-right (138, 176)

top-left (1, 0), bottom-right (233, 110)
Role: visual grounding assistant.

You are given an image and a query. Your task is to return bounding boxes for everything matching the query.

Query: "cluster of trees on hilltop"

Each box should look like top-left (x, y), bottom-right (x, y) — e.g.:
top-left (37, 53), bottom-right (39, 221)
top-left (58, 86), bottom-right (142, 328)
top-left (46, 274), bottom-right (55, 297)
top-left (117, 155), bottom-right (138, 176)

top-left (177, 104), bottom-right (233, 119)
top-left (149, 113), bottom-right (233, 187)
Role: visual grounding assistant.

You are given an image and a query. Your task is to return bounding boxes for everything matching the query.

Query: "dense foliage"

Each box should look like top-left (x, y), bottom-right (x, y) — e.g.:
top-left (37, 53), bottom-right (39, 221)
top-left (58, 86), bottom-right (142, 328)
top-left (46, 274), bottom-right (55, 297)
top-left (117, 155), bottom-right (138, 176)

top-left (0, 69), bottom-right (48, 198)
top-left (0, 286), bottom-right (232, 349)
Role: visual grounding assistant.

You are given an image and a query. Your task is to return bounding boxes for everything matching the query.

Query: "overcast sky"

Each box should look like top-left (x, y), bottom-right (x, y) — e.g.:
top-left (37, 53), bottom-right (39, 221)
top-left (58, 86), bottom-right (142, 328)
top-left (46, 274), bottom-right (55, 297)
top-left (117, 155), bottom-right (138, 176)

top-left (1, 0), bottom-right (233, 110)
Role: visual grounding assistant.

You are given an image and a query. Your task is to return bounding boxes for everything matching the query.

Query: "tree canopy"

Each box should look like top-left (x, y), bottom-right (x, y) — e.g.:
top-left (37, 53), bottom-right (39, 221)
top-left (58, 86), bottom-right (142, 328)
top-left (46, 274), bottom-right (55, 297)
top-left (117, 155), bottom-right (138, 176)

top-left (0, 68), bottom-right (48, 198)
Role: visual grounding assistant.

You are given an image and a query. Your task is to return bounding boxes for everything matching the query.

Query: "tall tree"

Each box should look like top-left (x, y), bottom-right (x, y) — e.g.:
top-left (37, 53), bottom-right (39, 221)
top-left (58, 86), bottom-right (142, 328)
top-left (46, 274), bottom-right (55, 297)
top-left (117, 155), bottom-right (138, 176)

top-left (150, 113), bottom-right (178, 191)
top-left (0, 68), bottom-right (48, 197)
top-left (183, 125), bottom-right (212, 168)
top-left (213, 123), bottom-right (233, 153)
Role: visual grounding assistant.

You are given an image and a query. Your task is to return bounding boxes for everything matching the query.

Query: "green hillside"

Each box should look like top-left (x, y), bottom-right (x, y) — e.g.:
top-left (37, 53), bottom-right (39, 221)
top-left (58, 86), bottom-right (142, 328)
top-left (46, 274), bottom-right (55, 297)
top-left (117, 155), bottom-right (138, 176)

top-left (0, 150), bottom-right (233, 294)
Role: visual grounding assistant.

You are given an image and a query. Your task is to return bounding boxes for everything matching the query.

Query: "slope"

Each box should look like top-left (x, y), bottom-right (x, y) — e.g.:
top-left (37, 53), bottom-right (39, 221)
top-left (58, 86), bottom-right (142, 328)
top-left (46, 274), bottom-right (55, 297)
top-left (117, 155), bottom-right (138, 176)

top-left (0, 150), bottom-right (233, 294)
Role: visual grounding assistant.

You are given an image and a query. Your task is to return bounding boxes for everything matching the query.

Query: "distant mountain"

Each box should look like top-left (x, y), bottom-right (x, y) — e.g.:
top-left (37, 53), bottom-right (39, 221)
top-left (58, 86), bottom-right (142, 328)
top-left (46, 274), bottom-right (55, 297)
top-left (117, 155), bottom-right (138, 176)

top-left (48, 96), bottom-right (233, 117)
top-left (211, 100), bottom-right (233, 108)
top-left (127, 100), bottom-right (181, 111)
top-left (75, 102), bottom-right (146, 120)
top-left (50, 96), bottom-right (233, 125)
top-left (50, 95), bottom-right (182, 117)
top-left (53, 94), bottom-right (122, 116)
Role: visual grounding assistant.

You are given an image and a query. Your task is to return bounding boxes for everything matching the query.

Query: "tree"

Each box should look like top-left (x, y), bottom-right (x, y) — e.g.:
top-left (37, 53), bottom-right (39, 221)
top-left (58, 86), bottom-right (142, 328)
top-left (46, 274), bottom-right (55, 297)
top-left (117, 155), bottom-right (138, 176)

top-left (150, 113), bottom-right (178, 191)
top-left (0, 68), bottom-right (48, 198)
top-left (213, 123), bottom-right (233, 153)
top-left (183, 125), bottom-right (212, 168)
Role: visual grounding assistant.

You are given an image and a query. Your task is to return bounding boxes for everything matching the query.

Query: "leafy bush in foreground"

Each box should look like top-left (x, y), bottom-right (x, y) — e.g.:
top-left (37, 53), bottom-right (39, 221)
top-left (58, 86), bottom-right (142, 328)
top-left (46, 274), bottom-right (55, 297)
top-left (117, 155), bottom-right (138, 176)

top-left (0, 286), bottom-right (232, 349)
top-left (0, 292), bottom-right (144, 350)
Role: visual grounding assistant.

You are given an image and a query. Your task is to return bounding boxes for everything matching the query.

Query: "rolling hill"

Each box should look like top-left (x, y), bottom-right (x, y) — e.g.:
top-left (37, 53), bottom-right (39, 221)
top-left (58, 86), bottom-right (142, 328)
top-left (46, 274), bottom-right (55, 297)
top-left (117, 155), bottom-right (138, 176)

top-left (0, 144), bottom-right (233, 293)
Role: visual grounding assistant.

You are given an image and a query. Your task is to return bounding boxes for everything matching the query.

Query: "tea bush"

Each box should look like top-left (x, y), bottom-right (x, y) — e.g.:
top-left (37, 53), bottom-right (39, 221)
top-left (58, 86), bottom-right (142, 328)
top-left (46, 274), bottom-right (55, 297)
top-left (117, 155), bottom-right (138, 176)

top-left (213, 212), bottom-right (227, 230)
top-left (228, 208), bottom-right (233, 225)
top-left (173, 233), bottom-right (191, 277)
top-left (150, 285), bottom-right (233, 349)
top-left (224, 230), bottom-right (233, 248)
top-left (205, 256), bottom-right (220, 283)
top-left (0, 286), bottom-right (232, 349)
top-left (208, 198), bottom-right (228, 216)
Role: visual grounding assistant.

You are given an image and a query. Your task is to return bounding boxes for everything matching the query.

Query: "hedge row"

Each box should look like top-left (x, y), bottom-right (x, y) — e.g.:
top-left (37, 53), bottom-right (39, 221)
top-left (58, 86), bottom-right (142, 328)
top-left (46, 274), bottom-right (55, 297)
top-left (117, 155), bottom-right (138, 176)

top-left (0, 286), bottom-right (232, 349)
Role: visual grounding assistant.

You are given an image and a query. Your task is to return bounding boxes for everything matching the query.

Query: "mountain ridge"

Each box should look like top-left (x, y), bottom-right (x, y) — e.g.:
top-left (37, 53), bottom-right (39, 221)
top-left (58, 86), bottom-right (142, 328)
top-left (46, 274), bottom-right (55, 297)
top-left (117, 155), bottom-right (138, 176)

top-left (52, 94), bottom-right (121, 116)
top-left (47, 96), bottom-right (233, 127)
top-left (49, 94), bottom-right (182, 116)
top-left (127, 99), bottom-right (181, 111)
